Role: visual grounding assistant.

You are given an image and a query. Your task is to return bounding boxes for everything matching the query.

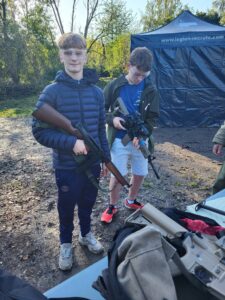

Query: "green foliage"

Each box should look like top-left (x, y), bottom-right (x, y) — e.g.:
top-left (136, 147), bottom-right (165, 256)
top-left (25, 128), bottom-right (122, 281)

top-left (196, 10), bottom-right (221, 25)
top-left (104, 33), bottom-right (130, 76)
top-left (87, 39), bottom-right (105, 71)
top-left (0, 95), bottom-right (37, 117)
top-left (0, 1), bottom-right (59, 99)
top-left (141, 0), bottom-right (186, 31)
top-left (213, 0), bottom-right (225, 14)
top-left (188, 181), bottom-right (199, 188)
top-left (0, 19), bottom-right (26, 85)
top-left (4, 0), bottom-right (219, 102)
top-left (213, 0), bottom-right (225, 24)
top-left (97, 77), bottom-right (112, 89)
top-left (20, 4), bottom-right (60, 85)
top-left (96, 0), bottom-right (133, 42)
top-left (87, 33), bottom-right (130, 77)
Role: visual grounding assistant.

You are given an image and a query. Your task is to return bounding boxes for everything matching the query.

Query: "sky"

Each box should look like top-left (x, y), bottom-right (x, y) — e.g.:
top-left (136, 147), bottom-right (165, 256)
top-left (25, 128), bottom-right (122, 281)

top-left (59, 0), bottom-right (214, 33)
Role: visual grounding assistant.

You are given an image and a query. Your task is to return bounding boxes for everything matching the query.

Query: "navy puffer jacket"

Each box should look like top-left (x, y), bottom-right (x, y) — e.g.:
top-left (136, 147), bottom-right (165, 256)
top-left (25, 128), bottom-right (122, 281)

top-left (32, 69), bottom-right (110, 169)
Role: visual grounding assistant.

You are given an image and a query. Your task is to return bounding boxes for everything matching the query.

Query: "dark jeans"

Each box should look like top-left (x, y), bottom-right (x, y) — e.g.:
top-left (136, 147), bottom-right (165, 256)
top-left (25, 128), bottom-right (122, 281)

top-left (55, 165), bottom-right (101, 244)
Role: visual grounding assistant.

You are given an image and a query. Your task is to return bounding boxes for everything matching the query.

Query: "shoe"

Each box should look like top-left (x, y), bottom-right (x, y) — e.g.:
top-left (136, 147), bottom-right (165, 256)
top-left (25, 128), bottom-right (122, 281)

top-left (124, 199), bottom-right (143, 210)
top-left (101, 205), bottom-right (118, 223)
top-left (59, 243), bottom-right (73, 271)
top-left (78, 232), bottom-right (104, 254)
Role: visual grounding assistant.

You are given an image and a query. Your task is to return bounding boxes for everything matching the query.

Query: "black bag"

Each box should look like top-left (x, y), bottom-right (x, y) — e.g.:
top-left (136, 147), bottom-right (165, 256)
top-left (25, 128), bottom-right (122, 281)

top-left (0, 268), bottom-right (89, 300)
top-left (92, 224), bottom-right (142, 300)
top-left (92, 222), bottom-right (219, 300)
top-left (93, 224), bottom-right (178, 300)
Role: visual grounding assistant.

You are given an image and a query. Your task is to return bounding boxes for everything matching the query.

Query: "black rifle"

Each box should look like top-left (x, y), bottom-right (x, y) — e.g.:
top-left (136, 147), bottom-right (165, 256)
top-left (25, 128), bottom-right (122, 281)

top-left (117, 97), bottom-right (160, 179)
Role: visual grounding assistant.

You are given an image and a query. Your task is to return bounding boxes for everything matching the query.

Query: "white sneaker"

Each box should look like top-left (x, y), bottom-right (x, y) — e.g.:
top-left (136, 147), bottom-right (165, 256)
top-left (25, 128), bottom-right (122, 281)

top-left (78, 232), bottom-right (104, 254)
top-left (59, 243), bottom-right (73, 271)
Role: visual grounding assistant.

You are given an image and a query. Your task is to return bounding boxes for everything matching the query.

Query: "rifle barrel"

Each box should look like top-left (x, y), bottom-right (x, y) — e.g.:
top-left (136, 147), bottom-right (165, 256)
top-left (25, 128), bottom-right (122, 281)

top-left (195, 202), bottom-right (225, 216)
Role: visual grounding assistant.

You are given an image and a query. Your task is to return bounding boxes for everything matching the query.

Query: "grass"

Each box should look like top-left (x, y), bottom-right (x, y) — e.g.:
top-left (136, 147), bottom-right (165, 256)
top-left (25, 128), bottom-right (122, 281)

top-left (0, 95), bottom-right (37, 117)
top-left (188, 181), bottom-right (199, 188)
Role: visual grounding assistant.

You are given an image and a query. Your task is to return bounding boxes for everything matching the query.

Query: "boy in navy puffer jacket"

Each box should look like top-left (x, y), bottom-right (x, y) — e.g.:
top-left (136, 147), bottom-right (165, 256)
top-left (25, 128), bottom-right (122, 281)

top-left (32, 33), bottom-right (110, 271)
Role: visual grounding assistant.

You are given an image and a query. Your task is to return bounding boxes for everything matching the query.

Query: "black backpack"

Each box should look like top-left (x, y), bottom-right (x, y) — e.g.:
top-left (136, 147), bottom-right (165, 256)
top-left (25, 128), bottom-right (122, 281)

top-left (92, 222), bottom-right (219, 300)
top-left (93, 223), bottom-right (142, 300)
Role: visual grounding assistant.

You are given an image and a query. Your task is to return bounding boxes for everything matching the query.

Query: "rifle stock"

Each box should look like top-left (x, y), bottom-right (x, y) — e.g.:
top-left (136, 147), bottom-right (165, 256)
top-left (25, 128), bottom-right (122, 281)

top-left (32, 103), bottom-right (131, 188)
top-left (33, 103), bottom-right (82, 139)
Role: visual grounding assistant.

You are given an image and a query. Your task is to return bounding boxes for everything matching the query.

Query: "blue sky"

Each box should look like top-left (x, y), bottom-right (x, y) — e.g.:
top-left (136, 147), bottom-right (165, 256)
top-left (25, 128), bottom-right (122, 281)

top-left (59, 0), bottom-right (214, 33)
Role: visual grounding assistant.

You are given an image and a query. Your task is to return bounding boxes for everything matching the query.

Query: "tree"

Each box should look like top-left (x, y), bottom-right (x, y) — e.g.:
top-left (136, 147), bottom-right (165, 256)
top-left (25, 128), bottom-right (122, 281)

top-left (21, 3), bottom-right (59, 84)
top-left (213, 0), bottom-right (225, 13)
top-left (96, 0), bottom-right (133, 42)
top-left (0, 0), bottom-right (26, 84)
top-left (196, 10), bottom-right (221, 25)
top-left (70, 0), bottom-right (78, 32)
top-left (141, 0), bottom-right (186, 31)
top-left (213, 0), bottom-right (225, 24)
top-left (83, 0), bottom-right (100, 38)
top-left (43, 0), bottom-right (64, 34)
top-left (104, 33), bottom-right (130, 76)
top-left (0, 0), bottom-right (59, 92)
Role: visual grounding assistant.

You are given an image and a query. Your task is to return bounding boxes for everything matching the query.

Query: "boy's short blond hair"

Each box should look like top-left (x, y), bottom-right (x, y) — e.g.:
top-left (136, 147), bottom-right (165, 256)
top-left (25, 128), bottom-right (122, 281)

top-left (129, 47), bottom-right (153, 72)
top-left (58, 33), bottom-right (86, 49)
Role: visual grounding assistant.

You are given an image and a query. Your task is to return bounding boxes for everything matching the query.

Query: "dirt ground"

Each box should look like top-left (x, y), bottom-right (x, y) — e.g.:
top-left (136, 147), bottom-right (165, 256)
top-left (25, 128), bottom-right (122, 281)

top-left (0, 117), bottom-right (223, 294)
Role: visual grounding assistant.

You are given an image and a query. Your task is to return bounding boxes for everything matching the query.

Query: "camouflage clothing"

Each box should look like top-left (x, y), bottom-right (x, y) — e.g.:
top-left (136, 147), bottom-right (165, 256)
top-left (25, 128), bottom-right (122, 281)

top-left (212, 122), bottom-right (225, 194)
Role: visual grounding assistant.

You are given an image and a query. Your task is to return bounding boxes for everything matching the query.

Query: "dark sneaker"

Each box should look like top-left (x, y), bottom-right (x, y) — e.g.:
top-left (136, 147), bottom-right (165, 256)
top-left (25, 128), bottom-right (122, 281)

top-left (124, 199), bottom-right (143, 210)
top-left (101, 205), bottom-right (118, 223)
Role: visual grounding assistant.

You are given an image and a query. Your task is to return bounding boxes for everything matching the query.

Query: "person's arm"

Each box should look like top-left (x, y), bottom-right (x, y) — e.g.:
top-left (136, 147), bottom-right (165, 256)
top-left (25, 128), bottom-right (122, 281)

top-left (104, 80), bottom-right (125, 130)
top-left (32, 87), bottom-right (77, 152)
top-left (104, 79), bottom-right (118, 126)
top-left (212, 122), bottom-right (225, 156)
top-left (144, 86), bottom-right (160, 135)
top-left (97, 88), bottom-right (111, 160)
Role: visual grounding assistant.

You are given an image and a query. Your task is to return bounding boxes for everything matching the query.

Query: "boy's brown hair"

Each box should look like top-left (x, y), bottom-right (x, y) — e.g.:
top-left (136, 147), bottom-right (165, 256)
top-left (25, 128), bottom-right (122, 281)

top-left (129, 47), bottom-right (153, 72)
top-left (58, 33), bottom-right (86, 50)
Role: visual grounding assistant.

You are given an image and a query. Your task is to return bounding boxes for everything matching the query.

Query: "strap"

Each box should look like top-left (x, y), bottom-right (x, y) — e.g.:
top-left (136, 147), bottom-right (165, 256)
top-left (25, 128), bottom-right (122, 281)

top-left (73, 153), bottom-right (109, 193)
top-left (85, 169), bottom-right (108, 193)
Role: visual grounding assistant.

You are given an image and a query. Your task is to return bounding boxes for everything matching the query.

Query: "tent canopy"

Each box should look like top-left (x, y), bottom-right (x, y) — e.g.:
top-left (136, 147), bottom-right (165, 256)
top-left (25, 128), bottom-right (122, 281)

top-left (131, 11), bottom-right (225, 127)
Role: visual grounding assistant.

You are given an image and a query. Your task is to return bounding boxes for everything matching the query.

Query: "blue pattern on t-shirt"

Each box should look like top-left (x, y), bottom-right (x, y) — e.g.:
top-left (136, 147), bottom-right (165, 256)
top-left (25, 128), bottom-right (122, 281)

top-left (120, 80), bottom-right (144, 114)
top-left (116, 80), bottom-right (144, 139)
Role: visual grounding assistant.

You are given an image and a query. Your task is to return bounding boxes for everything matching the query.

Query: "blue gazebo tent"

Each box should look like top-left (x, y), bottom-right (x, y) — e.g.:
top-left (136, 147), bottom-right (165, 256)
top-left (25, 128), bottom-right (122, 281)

top-left (131, 10), bottom-right (225, 127)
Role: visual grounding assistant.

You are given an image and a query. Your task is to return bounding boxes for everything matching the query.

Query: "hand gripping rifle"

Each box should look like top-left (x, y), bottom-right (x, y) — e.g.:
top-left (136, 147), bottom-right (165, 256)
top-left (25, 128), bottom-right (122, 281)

top-left (116, 97), bottom-right (160, 179)
top-left (32, 103), bottom-right (131, 191)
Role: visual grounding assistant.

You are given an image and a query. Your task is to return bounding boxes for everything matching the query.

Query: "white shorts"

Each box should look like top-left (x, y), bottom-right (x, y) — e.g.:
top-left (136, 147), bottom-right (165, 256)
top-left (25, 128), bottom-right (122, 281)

top-left (111, 138), bottom-right (148, 177)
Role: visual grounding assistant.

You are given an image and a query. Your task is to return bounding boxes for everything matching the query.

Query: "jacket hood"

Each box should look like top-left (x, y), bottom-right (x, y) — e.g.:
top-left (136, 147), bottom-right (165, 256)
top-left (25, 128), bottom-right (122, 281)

top-left (55, 68), bottom-right (99, 85)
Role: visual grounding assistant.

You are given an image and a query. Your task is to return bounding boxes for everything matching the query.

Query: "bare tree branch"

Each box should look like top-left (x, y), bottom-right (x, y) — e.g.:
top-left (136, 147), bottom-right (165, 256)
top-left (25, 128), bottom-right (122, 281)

top-left (84, 0), bottom-right (99, 38)
top-left (70, 0), bottom-right (77, 32)
top-left (50, 0), bottom-right (64, 34)
top-left (87, 28), bottom-right (104, 52)
top-left (0, 0), bottom-right (7, 21)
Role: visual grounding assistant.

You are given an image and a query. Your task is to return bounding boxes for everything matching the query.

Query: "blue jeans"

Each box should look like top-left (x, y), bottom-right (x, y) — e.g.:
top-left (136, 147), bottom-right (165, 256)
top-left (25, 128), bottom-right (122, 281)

top-left (55, 165), bottom-right (101, 244)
